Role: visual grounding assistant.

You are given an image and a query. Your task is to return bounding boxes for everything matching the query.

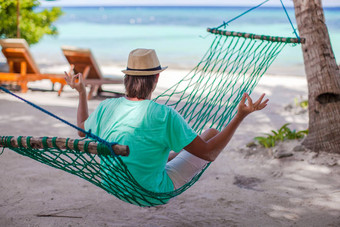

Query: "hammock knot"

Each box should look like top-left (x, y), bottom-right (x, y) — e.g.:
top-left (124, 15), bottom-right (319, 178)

top-left (0, 136), bottom-right (11, 155)
top-left (83, 129), bottom-right (119, 157)
top-left (85, 129), bottom-right (92, 139)
top-left (105, 141), bottom-right (119, 157)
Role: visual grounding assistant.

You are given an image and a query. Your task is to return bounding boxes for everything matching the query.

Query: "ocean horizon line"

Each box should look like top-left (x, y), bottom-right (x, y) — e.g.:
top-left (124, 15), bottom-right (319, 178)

top-left (38, 5), bottom-right (340, 10)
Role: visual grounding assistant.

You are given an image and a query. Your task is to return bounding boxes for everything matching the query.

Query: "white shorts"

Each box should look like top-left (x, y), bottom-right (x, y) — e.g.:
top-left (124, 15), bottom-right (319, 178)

top-left (165, 150), bottom-right (209, 189)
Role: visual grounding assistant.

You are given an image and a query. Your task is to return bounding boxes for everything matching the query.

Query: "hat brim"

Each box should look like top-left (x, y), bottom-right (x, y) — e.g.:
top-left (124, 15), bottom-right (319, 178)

top-left (122, 66), bottom-right (168, 76)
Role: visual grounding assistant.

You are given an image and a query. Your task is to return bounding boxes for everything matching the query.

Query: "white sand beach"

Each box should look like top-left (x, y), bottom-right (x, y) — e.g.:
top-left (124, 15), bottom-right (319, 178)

top-left (0, 66), bottom-right (339, 227)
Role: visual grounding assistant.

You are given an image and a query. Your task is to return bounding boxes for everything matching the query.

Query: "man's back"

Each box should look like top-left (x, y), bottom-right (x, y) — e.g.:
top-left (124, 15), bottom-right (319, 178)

top-left (85, 97), bottom-right (197, 192)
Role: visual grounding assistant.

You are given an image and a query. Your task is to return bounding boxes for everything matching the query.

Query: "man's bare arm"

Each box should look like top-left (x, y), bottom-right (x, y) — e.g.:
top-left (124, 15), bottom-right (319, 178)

top-left (64, 72), bottom-right (88, 137)
top-left (185, 93), bottom-right (268, 161)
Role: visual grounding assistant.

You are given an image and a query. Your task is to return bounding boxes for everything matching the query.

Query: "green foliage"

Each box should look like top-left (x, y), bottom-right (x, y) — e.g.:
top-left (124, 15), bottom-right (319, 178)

top-left (254, 123), bottom-right (309, 148)
top-left (299, 100), bottom-right (308, 108)
top-left (0, 0), bottom-right (63, 45)
top-left (294, 97), bottom-right (308, 109)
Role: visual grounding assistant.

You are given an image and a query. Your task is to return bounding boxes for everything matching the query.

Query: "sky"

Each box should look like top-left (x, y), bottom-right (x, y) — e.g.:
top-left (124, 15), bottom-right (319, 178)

top-left (39, 0), bottom-right (340, 7)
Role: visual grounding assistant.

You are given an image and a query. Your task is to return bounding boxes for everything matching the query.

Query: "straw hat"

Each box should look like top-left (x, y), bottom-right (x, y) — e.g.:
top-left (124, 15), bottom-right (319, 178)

top-left (122, 48), bottom-right (167, 76)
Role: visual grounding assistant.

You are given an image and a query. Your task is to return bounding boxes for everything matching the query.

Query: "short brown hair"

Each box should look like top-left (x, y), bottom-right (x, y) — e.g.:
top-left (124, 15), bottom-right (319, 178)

top-left (124, 74), bottom-right (158, 99)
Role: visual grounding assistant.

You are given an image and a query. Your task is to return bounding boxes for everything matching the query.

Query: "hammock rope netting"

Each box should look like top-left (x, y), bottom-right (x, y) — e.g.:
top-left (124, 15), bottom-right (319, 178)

top-left (0, 27), bottom-right (303, 207)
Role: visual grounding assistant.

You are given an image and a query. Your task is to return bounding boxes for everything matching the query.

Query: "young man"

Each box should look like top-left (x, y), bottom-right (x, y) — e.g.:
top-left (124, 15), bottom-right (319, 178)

top-left (65, 48), bottom-right (268, 193)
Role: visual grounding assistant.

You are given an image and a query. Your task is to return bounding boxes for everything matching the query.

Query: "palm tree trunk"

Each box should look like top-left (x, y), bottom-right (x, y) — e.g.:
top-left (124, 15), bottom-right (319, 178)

top-left (293, 0), bottom-right (340, 153)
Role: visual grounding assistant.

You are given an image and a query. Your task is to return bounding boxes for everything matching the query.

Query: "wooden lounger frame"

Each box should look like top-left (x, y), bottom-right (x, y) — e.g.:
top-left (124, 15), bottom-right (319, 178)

top-left (62, 46), bottom-right (124, 100)
top-left (0, 39), bottom-right (66, 94)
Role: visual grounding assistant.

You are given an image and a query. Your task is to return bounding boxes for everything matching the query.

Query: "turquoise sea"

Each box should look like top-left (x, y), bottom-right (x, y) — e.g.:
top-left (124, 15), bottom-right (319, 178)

top-left (30, 6), bottom-right (340, 75)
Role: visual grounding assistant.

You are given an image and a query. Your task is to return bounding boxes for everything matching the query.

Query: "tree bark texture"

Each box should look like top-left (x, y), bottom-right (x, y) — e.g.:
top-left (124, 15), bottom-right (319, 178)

top-left (293, 0), bottom-right (340, 153)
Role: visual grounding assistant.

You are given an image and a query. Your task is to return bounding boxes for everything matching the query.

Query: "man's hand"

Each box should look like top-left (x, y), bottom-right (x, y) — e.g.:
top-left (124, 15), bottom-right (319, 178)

top-left (64, 71), bottom-right (86, 94)
top-left (64, 71), bottom-right (88, 137)
top-left (237, 93), bottom-right (269, 118)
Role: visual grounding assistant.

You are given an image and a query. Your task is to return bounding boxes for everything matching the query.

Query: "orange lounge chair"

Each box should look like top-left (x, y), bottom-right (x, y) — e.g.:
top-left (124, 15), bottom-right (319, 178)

top-left (0, 38), bottom-right (66, 94)
top-left (62, 46), bottom-right (124, 100)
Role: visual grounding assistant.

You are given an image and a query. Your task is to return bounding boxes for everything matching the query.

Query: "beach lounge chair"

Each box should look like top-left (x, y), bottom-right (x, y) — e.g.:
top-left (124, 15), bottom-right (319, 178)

top-left (61, 46), bottom-right (124, 100)
top-left (0, 38), bottom-right (66, 94)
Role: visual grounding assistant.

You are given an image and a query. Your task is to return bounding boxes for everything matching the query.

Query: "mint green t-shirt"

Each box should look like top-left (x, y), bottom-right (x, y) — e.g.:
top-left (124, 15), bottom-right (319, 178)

top-left (85, 97), bottom-right (197, 194)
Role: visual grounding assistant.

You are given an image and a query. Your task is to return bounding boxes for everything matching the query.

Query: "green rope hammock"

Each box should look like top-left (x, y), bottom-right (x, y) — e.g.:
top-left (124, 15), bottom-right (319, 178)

top-left (0, 28), bottom-right (303, 207)
top-left (154, 28), bottom-right (303, 134)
